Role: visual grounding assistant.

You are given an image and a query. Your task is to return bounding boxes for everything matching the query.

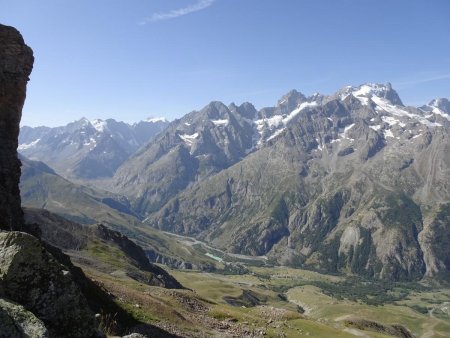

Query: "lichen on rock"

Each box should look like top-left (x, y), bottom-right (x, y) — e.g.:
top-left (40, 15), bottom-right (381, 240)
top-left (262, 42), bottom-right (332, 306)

top-left (0, 298), bottom-right (49, 338)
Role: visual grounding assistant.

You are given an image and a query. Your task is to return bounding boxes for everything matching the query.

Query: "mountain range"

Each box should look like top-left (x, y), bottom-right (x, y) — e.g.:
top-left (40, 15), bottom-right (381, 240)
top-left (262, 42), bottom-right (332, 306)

top-left (19, 83), bottom-right (450, 282)
top-left (19, 117), bottom-right (169, 179)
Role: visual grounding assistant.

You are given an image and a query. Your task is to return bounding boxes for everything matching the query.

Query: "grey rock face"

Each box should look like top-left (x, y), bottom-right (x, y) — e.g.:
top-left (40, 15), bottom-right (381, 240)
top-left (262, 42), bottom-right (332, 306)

top-left (418, 203), bottom-right (450, 278)
top-left (0, 298), bottom-right (49, 338)
top-left (0, 231), bottom-right (95, 337)
top-left (0, 24), bottom-right (33, 230)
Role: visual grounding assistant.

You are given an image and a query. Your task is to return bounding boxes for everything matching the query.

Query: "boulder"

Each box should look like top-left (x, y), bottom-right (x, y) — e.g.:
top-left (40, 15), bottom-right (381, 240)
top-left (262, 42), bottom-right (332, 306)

top-left (0, 298), bottom-right (48, 338)
top-left (0, 231), bottom-right (96, 337)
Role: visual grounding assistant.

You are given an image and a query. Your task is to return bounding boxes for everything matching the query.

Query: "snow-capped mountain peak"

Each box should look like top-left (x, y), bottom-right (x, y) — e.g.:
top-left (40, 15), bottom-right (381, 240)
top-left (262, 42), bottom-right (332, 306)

top-left (429, 98), bottom-right (450, 114)
top-left (340, 83), bottom-right (403, 107)
top-left (421, 98), bottom-right (450, 122)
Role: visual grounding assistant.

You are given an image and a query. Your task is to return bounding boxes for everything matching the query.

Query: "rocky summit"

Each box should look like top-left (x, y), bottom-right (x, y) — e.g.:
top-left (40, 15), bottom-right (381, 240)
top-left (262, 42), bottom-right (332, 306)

top-left (0, 24), bottom-right (33, 231)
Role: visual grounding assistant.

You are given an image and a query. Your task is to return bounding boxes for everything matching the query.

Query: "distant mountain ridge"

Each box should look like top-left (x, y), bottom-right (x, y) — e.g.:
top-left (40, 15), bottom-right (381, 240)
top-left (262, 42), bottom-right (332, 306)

top-left (19, 117), bottom-right (169, 179)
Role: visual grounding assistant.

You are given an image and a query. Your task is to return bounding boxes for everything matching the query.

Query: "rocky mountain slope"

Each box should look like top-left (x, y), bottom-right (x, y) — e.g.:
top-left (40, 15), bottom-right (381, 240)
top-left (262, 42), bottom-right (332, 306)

top-left (19, 117), bottom-right (168, 180)
top-left (112, 101), bottom-right (258, 214)
top-left (120, 83), bottom-right (450, 282)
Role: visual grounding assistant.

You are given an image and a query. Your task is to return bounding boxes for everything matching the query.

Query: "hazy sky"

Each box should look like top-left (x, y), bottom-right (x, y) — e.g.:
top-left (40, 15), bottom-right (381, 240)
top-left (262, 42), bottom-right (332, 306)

top-left (1, 0), bottom-right (450, 127)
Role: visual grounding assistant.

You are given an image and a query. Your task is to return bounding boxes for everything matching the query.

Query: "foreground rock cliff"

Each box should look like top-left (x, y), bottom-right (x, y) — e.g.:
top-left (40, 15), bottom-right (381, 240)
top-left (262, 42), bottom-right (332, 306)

top-left (0, 24), bottom-right (33, 231)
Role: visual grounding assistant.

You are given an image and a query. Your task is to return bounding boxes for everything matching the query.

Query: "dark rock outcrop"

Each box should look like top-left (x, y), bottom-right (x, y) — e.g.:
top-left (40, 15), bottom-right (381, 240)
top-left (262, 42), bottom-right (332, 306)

top-left (344, 318), bottom-right (414, 338)
top-left (0, 24), bottom-right (33, 231)
top-left (0, 231), bottom-right (96, 337)
top-left (93, 224), bottom-right (183, 289)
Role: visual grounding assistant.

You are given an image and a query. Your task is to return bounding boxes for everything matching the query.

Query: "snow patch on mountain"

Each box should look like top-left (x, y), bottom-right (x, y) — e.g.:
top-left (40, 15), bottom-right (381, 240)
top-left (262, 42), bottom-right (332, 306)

top-left (340, 123), bottom-right (355, 141)
top-left (266, 127), bottom-right (286, 142)
top-left (384, 129), bottom-right (395, 138)
top-left (372, 96), bottom-right (442, 128)
top-left (179, 132), bottom-right (199, 145)
top-left (146, 117), bottom-right (168, 123)
top-left (83, 137), bottom-right (97, 146)
top-left (316, 138), bottom-right (324, 151)
top-left (18, 138), bottom-right (40, 151)
top-left (284, 101), bottom-right (318, 124)
top-left (92, 119), bottom-right (108, 132)
top-left (432, 107), bottom-right (450, 121)
top-left (381, 116), bottom-right (406, 127)
top-left (345, 83), bottom-right (395, 106)
top-left (254, 101), bottom-right (318, 145)
top-left (211, 119), bottom-right (229, 126)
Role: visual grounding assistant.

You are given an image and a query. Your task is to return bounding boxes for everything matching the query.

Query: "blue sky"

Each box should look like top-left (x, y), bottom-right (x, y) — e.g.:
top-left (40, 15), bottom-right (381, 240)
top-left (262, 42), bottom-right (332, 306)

top-left (1, 0), bottom-right (450, 127)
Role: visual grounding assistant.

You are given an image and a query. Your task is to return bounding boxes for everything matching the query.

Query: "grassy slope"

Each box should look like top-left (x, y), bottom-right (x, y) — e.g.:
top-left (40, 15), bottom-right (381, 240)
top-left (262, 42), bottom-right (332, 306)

top-left (72, 258), bottom-right (450, 338)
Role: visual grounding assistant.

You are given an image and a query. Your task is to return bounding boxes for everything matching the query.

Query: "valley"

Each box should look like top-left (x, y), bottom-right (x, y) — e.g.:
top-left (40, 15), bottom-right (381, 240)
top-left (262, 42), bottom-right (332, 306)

top-left (78, 251), bottom-right (450, 337)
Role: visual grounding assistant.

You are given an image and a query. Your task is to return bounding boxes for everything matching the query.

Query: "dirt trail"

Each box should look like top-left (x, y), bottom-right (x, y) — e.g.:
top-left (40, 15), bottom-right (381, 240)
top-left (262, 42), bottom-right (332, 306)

top-left (421, 303), bottom-right (450, 338)
top-left (344, 328), bottom-right (371, 338)
top-left (334, 314), bottom-right (354, 322)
